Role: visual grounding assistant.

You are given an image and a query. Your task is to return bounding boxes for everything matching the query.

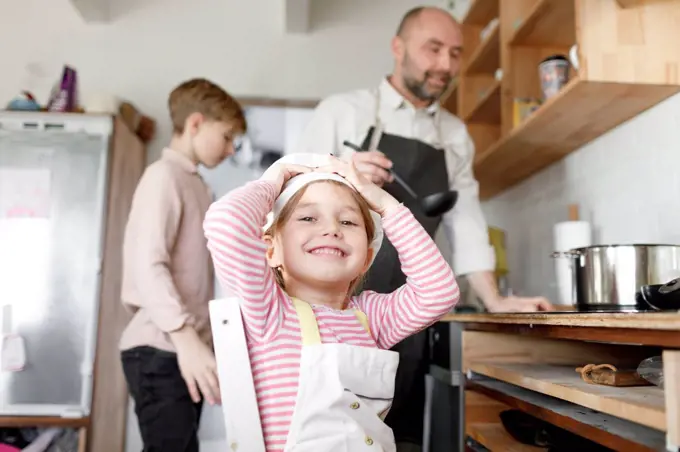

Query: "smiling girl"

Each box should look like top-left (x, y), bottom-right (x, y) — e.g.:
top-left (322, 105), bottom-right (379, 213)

top-left (203, 153), bottom-right (459, 451)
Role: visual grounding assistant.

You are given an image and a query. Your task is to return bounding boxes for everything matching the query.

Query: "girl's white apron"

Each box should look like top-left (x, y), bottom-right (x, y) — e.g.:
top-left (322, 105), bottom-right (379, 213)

top-left (209, 297), bottom-right (400, 452)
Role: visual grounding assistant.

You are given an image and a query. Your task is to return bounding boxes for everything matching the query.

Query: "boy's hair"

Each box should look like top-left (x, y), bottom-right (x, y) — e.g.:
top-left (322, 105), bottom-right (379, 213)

top-left (168, 78), bottom-right (247, 135)
top-left (265, 180), bottom-right (376, 297)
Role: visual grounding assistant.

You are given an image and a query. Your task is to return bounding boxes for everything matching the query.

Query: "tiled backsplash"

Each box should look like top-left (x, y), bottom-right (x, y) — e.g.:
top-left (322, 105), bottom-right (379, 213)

top-left (480, 93), bottom-right (680, 302)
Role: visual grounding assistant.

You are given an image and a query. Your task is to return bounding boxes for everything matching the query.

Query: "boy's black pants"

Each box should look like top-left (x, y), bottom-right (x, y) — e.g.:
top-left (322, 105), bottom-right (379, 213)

top-left (121, 346), bottom-right (203, 452)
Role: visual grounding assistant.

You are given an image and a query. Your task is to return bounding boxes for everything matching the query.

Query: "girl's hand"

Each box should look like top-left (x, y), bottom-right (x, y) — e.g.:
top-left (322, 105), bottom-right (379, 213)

top-left (315, 156), bottom-right (400, 216)
top-left (260, 162), bottom-right (312, 193)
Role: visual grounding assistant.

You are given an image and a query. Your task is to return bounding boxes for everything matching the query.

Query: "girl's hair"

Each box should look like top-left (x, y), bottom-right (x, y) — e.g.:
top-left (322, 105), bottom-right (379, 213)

top-left (264, 180), bottom-right (376, 297)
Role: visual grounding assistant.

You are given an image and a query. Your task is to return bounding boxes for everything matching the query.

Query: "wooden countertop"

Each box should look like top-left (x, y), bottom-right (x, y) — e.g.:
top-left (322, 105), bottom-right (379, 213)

top-left (441, 311), bottom-right (680, 331)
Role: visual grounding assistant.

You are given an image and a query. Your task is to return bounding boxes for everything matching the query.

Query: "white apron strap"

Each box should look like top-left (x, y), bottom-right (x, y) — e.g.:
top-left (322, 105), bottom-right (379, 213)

top-left (369, 82), bottom-right (445, 151)
top-left (291, 298), bottom-right (372, 345)
top-left (368, 87), bottom-right (383, 152)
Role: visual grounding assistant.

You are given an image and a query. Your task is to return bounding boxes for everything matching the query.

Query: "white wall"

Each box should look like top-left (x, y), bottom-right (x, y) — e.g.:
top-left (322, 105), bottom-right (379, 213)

top-left (0, 0), bottom-right (462, 163)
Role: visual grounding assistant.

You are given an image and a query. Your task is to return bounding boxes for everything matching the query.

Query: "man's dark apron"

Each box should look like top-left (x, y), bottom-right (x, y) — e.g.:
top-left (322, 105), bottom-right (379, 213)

top-left (358, 90), bottom-right (451, 446)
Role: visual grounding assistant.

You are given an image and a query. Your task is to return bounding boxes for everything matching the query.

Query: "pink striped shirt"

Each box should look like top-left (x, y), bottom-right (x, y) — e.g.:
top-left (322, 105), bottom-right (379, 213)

top-left (203, 180), bottom-right (459, 451)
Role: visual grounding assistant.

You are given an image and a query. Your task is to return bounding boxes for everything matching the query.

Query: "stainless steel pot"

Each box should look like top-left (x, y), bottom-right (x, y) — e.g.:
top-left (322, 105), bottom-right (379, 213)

top-left (551, 244), bottom-right (680, 310)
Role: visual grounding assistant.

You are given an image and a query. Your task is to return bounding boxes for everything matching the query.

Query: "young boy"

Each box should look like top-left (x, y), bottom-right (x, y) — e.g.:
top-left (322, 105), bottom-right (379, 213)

top-left (119, 78), bottom-right (247, 451)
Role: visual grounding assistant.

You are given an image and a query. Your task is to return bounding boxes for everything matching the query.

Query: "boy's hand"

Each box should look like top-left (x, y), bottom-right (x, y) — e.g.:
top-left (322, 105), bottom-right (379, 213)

top-left (169, 326), bottom-right (221, 405)
top-left (315, 156), bottom-right (400, 216)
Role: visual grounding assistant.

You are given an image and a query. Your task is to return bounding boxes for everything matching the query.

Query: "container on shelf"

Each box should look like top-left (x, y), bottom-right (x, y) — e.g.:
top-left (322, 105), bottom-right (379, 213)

top-left (538, 55), bottom-right (571, 99)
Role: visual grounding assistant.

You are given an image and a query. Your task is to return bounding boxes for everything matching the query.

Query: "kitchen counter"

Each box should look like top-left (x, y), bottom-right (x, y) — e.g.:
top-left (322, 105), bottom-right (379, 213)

top-left (442, 311), bottom-right (680, 331)
top-left (431, 311), bottom-right (680, 452)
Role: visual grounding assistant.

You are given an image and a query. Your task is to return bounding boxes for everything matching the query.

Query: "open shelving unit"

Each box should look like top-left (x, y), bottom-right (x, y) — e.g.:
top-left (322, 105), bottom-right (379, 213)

top-left (442, 0), bottom-right (680, 199)
top-left (448, 314), bottom-right (680, 452)
top-left (465, 389), bottom-right (547, 451)
top-left (469, 377), bottom-right (666, 452)
top-left (469, 362), bottom-right (666, 430)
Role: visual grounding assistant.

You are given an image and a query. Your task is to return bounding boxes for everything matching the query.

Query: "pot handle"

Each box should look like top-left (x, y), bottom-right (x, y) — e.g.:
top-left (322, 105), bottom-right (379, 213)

top-left (550, 250), bottom-right (582, 258)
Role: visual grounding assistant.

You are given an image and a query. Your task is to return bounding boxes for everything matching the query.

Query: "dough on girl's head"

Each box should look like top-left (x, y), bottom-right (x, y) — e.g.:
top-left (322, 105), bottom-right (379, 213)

top-left (262, 153), bottom-right (384, 266)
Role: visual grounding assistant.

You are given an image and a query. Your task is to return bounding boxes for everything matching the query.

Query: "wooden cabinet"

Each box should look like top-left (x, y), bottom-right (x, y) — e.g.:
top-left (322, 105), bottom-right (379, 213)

top-left (445, 312), bottom-right (680, 451)
top-left (442, 0), bottom-right (680, 200)
top-left (88, 116), bottom-right (146, 452)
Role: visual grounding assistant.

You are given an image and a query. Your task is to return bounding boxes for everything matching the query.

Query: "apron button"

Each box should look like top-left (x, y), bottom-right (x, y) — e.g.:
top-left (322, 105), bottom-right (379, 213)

top-left (350, 402), bottom-right (360, 409)
top-left (365, 436), bottom-right (374, 446)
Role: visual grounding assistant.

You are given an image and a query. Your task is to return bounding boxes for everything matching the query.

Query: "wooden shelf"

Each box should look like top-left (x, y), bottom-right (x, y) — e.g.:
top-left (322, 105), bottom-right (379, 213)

top-left (509, 0), bottom-right (576, 47)
top-left (617, 0), bottom-right (643, 6)
top-left (474, 78), bottom-right (679, 199)
top-left (468, 423), bottom-right (544, 451)
top-left (0, 415), bottom-right (89, 428)
top-left (463, 0), bottom-right (500, 26)
top-left (443, 311), bottom-right (680, 333)
top-left (446, 0), bottom-right (680, 199)
top-left (468, 361), bottom-right (666, 431)
top-left (465, 80), bottom-right (501, 124)
top-left (465, 389), bottom-right (545, 451)
top-left (469, 378), bottom-right (665, 452)
top-left (441, 80), bottom-right (459, 116)
top-left (464, 22), bottom-right (500, 75)
top-left (443, 314), bottom-right (680, 348)
top-left (615, 0), bottom-right (672, 7)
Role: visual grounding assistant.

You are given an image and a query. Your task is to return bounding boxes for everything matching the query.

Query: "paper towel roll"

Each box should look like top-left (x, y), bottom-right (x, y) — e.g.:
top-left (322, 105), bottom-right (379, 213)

top-left (553, 221), bottom-right (592, 305)
top-left (554, 221), bottom-right (592, 251)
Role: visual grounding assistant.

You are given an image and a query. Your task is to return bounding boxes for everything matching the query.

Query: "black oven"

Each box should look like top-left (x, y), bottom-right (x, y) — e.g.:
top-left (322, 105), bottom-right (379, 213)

top-left (423, 320), bottom-right (465, 452)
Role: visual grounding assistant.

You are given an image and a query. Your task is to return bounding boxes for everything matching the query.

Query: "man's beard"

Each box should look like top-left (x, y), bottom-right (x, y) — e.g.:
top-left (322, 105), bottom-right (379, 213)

top-left (402, 54), bottom-right (451, 102)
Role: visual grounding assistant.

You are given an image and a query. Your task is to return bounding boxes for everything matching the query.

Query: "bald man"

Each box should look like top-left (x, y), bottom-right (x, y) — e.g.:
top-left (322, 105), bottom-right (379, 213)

top-left (297, 6), bottom-right (552, 451)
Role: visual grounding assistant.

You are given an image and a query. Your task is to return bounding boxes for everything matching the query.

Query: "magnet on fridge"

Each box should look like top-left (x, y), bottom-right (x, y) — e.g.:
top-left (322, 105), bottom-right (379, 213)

top-left (1, 334), bottom-right (27, 372)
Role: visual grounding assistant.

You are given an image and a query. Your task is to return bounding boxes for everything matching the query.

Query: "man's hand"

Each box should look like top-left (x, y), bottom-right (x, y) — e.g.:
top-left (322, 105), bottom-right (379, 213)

top-left (169, 326), bottom-right (221, 405)
top-left (351, 151), bottom-right (394, 187)
top-left (466, 271), bottom-right (553, 313)
top-left (487, 295), bottom-right (553, 313)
